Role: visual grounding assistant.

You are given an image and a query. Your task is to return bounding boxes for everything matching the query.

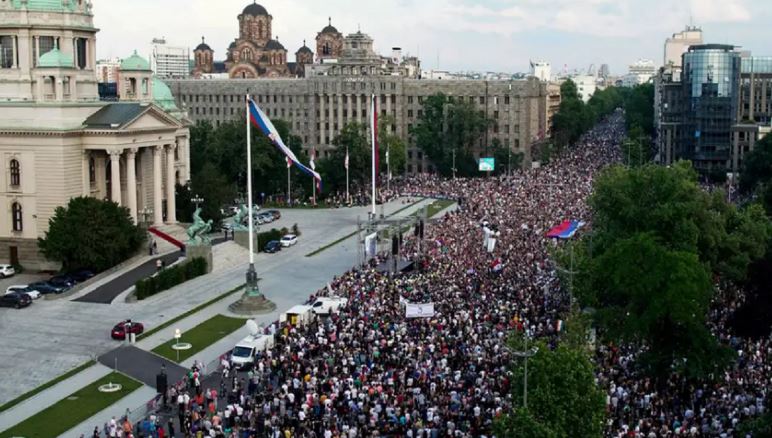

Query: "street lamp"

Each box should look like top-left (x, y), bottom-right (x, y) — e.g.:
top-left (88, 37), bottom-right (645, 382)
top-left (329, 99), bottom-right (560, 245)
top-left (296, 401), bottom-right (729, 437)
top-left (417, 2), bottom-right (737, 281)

top-left (174, 328), bottom-right (182, 362)
top-left (506, 336), bottom-right (539, 409)
top-left (191, 194), bottom-right (204, 210)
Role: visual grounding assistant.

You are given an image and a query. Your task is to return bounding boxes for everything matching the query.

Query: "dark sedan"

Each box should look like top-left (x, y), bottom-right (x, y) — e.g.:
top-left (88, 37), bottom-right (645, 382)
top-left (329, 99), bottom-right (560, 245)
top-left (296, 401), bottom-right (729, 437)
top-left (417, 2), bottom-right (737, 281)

top-left (264, 240), bottom-right (282, 253)
top-left (0, 292), bottom-right (32, 309)
top-left (266, 210), bottom-right (281, 220)
top-left (69, 269), bottom-right (95, 283)
top-left (111, 320), bottom-right (145, 340)
top-left (28, 281), bottom-right (66, 295)
top-left (49, 275), bottom-right (75, 289)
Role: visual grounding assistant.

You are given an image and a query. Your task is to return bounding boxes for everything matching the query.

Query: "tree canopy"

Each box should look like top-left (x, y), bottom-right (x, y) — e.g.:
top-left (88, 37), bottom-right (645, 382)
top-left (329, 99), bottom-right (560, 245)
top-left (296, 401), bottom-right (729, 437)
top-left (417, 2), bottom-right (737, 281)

top-left (38, 197), bottom-right (144, 272)
top-left (551, 81), bottom-right (622, 149)
top-left (739, 134), bottom-right (772, 214)
top-left (495, 330), bottom-right (605, 437)
top-left (410, 93), bottom-right (492, 177)
top-left (575, 161), bottom-right (770, 379)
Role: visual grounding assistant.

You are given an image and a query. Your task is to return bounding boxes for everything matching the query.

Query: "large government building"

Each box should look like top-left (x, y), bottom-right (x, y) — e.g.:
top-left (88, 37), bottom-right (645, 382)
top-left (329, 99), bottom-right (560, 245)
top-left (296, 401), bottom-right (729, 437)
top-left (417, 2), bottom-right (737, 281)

top-left (180, 2), bottom-right (555, 172)
top-left (0, 0), bottom-right (191, 269)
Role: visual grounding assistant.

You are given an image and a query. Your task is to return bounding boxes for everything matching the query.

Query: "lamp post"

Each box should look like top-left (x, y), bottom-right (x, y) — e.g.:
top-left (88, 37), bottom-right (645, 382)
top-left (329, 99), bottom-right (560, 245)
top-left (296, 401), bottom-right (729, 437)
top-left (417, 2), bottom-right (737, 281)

top-left (191, 194), bottom-right (204, 210)
top-left (174, 328), bottom-right (181, 362)
top-left (508, 335), bottom-right (539, 408)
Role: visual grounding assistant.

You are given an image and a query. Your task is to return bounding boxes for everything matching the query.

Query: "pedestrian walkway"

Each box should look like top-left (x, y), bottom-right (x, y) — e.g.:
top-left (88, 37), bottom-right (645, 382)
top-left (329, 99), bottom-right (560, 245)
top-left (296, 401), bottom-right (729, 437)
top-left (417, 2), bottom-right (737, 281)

top-left (0, 363), bottom-right (112, 431)
top-left (60, 385), bottom-right (157, 438)
top-left (74, 251), bottom-right (183, 304)
top-left (97, 346), bottom-right (188, 388)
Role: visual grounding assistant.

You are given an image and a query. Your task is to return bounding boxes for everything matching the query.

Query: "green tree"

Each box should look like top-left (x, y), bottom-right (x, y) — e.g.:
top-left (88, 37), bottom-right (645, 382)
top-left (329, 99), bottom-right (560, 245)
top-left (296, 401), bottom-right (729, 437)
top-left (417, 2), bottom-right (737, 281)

top-left (38, 197), bottom-right (144, 272)
top-left (621, 124), bottom-right (651, 167)
top-left (319, 122), bottom-right (370, 195)
top-left (588, 161), bottom-right (768, 281)
top-left (495, 335), bottom-right (605, 438)
top-left (582, 233), bottom-right (733, 378)
top-left (739, 134), bottom-right (772, 214)
top-left (623, 83), bottom-right (655, 136)
top-left (410, 93), bottom-right (491, 177)
top-left (176, 161), bottom-right (237, 227)
top-left (552, 80), bottom-right (587, 148)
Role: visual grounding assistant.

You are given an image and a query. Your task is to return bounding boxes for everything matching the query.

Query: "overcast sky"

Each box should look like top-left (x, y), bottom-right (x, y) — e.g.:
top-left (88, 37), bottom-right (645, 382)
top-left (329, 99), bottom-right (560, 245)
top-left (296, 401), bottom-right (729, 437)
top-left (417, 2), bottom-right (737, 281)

top-left (92, 0), bottom-right (770, 75)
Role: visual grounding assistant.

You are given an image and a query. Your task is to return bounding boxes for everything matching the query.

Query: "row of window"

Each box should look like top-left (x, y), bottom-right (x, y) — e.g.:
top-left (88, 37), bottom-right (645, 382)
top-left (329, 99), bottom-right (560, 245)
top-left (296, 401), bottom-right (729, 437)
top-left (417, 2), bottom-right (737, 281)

top-left (0, 35), bottom-right (88, 69)
top-left (182, 93), bottom-right (517, 107)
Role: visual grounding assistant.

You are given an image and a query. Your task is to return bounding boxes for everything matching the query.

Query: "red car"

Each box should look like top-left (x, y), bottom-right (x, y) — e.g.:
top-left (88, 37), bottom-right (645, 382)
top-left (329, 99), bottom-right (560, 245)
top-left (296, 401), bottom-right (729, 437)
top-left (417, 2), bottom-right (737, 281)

top-left (111, 320), bottom-right (144, 340)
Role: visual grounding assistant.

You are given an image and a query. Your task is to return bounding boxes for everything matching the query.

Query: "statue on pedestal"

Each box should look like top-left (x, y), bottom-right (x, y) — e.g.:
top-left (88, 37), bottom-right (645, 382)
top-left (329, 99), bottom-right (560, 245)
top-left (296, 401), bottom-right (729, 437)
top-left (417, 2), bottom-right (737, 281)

top-left (186, 207), bottom-right (213, 245)
top-left (232, 205), bottom-right (249, 231)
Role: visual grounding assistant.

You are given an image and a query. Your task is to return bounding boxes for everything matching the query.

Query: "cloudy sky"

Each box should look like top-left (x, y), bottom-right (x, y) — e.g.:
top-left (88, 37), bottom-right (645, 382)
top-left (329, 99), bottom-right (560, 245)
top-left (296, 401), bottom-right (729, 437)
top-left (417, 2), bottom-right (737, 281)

top-left (93, 0), bottom-right (770, 75)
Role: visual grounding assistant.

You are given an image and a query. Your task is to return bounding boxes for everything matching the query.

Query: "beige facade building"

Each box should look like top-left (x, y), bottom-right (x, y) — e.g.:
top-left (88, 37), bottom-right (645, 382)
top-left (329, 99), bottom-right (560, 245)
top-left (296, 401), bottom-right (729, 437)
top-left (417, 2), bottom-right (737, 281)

top-left (167, 76), bottom-right (553, 173)
top-left (0, 0), bottom-right (190, 270)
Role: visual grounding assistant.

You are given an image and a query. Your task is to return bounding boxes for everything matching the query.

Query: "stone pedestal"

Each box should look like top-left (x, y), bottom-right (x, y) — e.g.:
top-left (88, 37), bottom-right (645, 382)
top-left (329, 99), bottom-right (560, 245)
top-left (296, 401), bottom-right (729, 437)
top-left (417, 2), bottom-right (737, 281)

top-left (234, 229), bottom-right (257, 252)
top-left (186, 243), bottom-right (213, 273)
top-left (228, 264), bottom-right (276, 315)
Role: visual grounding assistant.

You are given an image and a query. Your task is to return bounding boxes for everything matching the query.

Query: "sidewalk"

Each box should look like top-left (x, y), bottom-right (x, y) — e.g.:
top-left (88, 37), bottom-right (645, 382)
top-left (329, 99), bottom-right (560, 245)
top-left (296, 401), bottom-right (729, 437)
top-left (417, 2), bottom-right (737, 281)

top-left (0, 363), bottom-right (112, 432)
top-left (59, 385), bottom-right (157, 438)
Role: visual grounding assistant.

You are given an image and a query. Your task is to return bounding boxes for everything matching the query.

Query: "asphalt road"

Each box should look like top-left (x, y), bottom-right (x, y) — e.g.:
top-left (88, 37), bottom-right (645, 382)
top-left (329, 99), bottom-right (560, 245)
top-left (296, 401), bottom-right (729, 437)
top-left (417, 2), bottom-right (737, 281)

top-left (74, 251), bottom-right (183, 304)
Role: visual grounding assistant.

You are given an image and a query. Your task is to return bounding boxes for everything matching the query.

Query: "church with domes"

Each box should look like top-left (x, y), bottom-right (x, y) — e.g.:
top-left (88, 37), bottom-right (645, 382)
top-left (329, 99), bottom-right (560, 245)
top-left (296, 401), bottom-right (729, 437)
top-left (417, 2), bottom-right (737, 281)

top-left (193, 1), bottom-right (342, 79)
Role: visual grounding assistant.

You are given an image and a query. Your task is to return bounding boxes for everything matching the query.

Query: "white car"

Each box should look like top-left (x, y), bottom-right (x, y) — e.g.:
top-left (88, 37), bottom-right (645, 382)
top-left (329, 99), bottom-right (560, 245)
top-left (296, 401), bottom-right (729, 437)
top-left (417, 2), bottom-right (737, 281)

top-left (280, 234), bottom-right (297, 247)
top-left (0, 264), bottom-right (15, 278)
top-left (6, 285), bottom-right (41, 300)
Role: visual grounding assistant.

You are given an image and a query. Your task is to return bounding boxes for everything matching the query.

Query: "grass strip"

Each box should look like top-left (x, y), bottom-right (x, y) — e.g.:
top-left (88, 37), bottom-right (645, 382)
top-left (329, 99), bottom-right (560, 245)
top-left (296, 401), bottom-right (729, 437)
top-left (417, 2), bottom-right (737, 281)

top-left (151, 315), bottom-right (247, 363)
top-left (138, 285), bottom-right (244, 340)
top-left (305, 198), bottom-right (426, 257)
top-left (0, 360), bottom-right (96, 414)
top-left (0, 372), bottom-right (141, 438)
top-left (426, 199), bottom-right (456, 218)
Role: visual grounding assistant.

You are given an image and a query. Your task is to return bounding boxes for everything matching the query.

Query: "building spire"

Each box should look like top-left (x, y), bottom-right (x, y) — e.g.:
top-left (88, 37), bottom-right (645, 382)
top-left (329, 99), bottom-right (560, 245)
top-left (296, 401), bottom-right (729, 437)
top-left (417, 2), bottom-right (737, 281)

top-left (201, 36), bottom-right (205, 44)
top-left (328, 16), bottom-right (331, 26)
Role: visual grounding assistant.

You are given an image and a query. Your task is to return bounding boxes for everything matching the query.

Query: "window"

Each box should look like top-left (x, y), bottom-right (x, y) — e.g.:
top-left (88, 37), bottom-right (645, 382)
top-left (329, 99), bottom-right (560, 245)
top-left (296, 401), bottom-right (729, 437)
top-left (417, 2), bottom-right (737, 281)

top-left (35, 36), bottom-right (56, 67)
top-left (75, 38), bottom-right (87, 69)
top-left (0, 36), bottom-right (14, 69)
top-left (407, 96), bottom-right (413, 104)
top-left (479, 96), bottom-right (485, 105)
top-left (89, 157), bottom-right (96, 184)
top-left (505, 95), bottom-right (510, 105)
top-left (11, 202), bottom-right (22, 232)
top-left (9, 159), bottom-right (20, 186)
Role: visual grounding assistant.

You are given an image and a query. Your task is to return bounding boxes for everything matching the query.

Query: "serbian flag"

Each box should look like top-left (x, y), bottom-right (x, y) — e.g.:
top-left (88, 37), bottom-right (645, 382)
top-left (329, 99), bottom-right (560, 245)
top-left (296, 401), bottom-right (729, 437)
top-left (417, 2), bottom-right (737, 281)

top-left (286, 156), bottom-right (292, 169)
top-left (545, 220), bottom-right (585, 239)
top-left (248, 98), bottom-right (322, 188)
top-left (344, 149), bottom-right (349, 170)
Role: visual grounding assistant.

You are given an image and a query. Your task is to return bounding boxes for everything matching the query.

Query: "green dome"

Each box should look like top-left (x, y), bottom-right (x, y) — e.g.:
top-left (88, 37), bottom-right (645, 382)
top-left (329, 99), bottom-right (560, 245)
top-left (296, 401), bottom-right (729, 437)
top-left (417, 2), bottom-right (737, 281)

top-left (152, 78), bottom-right (180, 113)
top-left (38, 47), bottom-right (73, 68)
top-left (120, 50), bottom-right (151, 71)
top-left (12, 0), bottom-right (76, 11)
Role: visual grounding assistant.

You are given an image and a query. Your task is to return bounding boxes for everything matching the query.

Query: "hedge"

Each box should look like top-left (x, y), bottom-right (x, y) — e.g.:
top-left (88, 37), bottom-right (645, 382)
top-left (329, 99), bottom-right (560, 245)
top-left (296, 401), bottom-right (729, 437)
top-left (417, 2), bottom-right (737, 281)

top-left (135, 257), bottom-right (207, 300)
top-left (257, 227), bottom-right (291, 251)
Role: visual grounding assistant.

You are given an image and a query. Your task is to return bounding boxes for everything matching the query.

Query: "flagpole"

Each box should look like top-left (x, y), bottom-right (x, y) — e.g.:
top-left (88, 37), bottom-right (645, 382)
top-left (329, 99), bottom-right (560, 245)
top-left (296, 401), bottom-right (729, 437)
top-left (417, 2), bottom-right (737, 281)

top-left (370, 94), bottom-right (377, 216)
top-left (245, 94), bottom-right (258, 296)
top-left (345, 146), bottom-right (350, 205)
top-left (287, 162), bottom-right (291, 206)
top-left (386, 145), bottom-right (390, 193)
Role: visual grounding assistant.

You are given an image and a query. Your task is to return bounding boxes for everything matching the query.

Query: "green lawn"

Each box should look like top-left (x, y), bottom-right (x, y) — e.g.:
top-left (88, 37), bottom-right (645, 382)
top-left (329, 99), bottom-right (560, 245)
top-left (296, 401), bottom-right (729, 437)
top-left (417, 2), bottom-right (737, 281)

top-left (138, 285), bottom-right (244, 340)
top-left (0, 360), bottom-right (95, 414)
top-left (425, 199), bottom-right (456, 218)
top-left (0, 372), bottom-right (141, 438)
top-left (151, 314), bottom-right (246, 363)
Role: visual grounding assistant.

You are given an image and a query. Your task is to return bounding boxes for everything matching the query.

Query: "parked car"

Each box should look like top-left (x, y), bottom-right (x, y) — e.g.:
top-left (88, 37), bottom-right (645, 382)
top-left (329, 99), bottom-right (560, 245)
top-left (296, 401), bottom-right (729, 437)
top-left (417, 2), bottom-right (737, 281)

top-left (264, 240), bottom-right (282, 253)
top-left (28, 281), bottom-right (66, 295)
top-left (5, 285), bottom-right (42, 300)
top-left (258, 212), bottom-right (274, 224)
top-left (0, 264), bottom-right (15, 278)
top-left (0, 292), bottom-right (32, 309)
top-left (111, 320), bottom-right (145, 340)
top-left (267, 210), bottom-right (281, 220)
top-left (280, 234), bottom-right (297, 247)
top-left (49, 275), bottom-right (75, 289)
top-left (68, 269), bottom-right (95, 283)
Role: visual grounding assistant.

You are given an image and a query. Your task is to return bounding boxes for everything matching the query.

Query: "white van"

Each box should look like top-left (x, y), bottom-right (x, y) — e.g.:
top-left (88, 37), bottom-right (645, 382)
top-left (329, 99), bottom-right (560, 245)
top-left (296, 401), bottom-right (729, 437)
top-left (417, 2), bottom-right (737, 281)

top-left (280, 304), bottom-right (314, 326)
top-left (311, 297), bottom-right (348, 315)
top-left (230, 334), bottom-right (274, 369)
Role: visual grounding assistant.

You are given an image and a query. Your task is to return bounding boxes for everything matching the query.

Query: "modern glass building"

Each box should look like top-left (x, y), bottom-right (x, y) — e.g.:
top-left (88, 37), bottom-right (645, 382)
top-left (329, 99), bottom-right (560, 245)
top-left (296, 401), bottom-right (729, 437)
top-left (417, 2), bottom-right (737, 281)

top-left (682, 44), bottom-right (741, 171)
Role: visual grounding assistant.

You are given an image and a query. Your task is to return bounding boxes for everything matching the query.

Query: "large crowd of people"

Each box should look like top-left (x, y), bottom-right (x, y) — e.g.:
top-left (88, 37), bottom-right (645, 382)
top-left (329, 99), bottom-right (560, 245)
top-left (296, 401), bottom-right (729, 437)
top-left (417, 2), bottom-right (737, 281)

top-left (95, 111), bottom-right (768, 437)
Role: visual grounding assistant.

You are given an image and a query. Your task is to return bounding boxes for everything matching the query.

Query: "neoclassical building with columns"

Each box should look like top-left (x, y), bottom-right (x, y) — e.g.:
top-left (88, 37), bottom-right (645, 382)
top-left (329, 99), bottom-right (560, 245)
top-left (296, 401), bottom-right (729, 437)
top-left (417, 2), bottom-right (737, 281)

top-left (0, 0), bottom-right (190, 270)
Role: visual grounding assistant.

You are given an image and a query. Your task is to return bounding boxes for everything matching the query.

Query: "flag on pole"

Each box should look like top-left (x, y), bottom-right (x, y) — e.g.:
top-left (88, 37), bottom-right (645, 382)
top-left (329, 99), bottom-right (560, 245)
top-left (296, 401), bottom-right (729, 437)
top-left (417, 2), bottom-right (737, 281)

top-left (310, 149), bottom-right (316, 170)
top-left (248, 98), bottom-right (322, 188)
top-left (545, 220), bottom-right (585, 239)
top-left (286, 156), bottom-right (292, 168)
top-left (344, 149), bottom-right (349, 170)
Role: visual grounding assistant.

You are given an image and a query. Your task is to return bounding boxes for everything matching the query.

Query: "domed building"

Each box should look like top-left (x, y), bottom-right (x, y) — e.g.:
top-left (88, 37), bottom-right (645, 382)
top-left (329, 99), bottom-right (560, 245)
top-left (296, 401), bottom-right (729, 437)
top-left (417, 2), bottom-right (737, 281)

top-left (224, 2), bottom-right (290, 78)
top-left (316, 18), bottom-right (344, 61)
top-left (0, 0), bottom-right (191, 269)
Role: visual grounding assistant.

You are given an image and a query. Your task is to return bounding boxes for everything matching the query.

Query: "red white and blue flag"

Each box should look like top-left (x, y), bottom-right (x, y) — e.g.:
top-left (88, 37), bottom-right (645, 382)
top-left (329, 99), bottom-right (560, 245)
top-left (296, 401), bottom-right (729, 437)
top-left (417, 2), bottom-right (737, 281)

top-left (545, 220), bottom-right (585, 239)
top-left (248, 98), bottom-right (322, 188)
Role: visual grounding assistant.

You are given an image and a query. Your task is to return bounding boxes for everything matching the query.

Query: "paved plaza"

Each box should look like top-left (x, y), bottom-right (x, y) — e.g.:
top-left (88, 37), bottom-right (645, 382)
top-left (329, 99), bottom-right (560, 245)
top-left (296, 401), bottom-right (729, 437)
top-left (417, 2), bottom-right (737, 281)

top-left (0, 198), bottom-right (430, 407)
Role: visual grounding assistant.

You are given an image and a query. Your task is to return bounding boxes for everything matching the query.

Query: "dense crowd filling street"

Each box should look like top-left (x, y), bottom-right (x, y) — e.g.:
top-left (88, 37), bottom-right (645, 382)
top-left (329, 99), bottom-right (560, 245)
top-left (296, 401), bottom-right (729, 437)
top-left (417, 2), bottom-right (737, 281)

top-left (95, 113), bottom-right (769, 437)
